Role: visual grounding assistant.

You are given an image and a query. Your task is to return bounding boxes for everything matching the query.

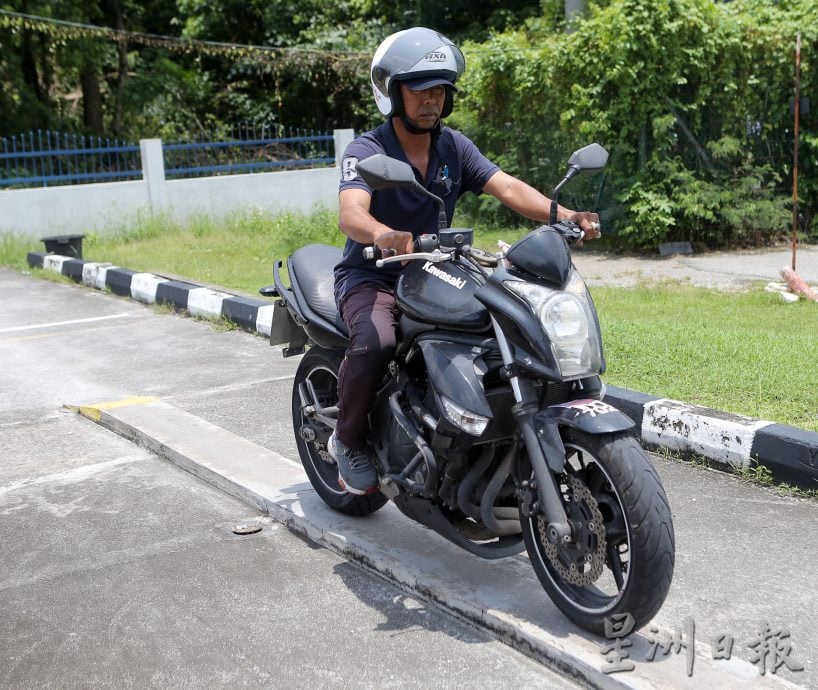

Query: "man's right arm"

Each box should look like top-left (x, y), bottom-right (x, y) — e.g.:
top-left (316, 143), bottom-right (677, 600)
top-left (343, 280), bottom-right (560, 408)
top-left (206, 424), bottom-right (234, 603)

top-left (339, 188), bottom-right (414, 255)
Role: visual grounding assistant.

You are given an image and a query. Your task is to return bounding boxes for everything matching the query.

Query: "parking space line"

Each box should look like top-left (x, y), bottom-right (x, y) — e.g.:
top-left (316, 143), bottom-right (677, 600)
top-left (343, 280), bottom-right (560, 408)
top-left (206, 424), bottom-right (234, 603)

top-left (0, 455), bottom-right (146, 497)
top-left (166, 376), bottom-right (296, 401)
top-left (0, 312), bottom-right (134, 334)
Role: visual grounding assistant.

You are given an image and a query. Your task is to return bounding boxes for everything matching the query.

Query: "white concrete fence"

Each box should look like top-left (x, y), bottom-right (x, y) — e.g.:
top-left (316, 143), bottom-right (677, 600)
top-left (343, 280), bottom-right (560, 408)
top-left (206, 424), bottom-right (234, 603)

top-left (0, 128), bottom-right (355, 239)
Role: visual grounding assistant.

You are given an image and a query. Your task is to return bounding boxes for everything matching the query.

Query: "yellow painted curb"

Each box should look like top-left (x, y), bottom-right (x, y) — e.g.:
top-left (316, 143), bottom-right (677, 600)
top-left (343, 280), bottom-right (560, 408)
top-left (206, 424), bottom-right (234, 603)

top-left (65, 396), bottom-right (159, 422)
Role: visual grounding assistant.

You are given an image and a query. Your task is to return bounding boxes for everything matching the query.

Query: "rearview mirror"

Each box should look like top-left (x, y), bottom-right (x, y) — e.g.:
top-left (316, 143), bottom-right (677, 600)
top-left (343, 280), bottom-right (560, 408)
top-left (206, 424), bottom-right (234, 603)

top-left (549, 142), bottom-right (610, 224)
top-left (567, 143), bottom-right (609, 173)
top-left (355, 154), bottom-right (417, 190)
top-left (354, 153), bottom-right (452, 231)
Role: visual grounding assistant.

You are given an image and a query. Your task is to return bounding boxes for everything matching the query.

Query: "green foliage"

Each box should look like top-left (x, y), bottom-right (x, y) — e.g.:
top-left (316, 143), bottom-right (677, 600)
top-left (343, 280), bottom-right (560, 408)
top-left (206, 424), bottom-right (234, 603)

top-left (0, 0), bottom-right (542, 138)
top-left (454, 0), bottom-right (816, 249)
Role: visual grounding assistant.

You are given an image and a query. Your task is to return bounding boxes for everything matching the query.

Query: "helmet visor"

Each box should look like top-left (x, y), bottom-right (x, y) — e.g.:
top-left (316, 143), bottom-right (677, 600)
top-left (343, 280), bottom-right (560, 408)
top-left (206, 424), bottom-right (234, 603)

top-left (401, 76), bottom-right (458, 92)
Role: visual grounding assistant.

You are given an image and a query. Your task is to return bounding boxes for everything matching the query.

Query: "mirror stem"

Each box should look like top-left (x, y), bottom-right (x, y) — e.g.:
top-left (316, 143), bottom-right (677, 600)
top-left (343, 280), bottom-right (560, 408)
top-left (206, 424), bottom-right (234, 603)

top-left (550, 166), bottom-right (580, 225)
top-left (549, 197), bottom-right (559, 225)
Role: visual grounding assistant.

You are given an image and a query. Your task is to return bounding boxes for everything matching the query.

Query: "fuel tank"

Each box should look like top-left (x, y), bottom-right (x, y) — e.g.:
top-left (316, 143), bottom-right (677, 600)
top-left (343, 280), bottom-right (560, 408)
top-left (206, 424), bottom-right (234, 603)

top-left (396, 260), bottom-right (490, 332)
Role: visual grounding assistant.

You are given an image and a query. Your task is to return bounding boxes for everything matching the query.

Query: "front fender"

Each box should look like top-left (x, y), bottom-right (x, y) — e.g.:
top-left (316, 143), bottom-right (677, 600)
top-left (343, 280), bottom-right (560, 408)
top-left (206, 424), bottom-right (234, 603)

top-left (538, 399), bottom-right (636, 435)
top-left (533, 399), bottom-right (636, 473)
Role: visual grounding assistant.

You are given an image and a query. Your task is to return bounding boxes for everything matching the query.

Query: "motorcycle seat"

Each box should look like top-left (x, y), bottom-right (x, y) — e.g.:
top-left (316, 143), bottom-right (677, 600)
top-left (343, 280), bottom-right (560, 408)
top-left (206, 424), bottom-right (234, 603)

top-left (290, 244), bottom-right (348, 336)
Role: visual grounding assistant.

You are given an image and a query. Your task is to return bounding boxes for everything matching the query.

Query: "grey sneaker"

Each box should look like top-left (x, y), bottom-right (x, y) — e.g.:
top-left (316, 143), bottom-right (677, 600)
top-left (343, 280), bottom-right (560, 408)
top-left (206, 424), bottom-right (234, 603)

top-left (328, 432), bottom-right (379, 495)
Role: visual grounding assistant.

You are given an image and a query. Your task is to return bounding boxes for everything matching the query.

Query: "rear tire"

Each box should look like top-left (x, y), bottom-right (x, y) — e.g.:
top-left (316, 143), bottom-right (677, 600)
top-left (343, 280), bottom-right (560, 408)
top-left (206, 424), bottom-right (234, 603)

top-left (292, 347), bottom-right (387, 517)
top-left (522, 430), bottom-right (674, 635)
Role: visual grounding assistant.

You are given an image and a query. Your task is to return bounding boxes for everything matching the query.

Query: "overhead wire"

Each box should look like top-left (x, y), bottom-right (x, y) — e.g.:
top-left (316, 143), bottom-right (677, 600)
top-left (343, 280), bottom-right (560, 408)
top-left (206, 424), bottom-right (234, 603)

top-left (0, 8), bottom-right (370, 61)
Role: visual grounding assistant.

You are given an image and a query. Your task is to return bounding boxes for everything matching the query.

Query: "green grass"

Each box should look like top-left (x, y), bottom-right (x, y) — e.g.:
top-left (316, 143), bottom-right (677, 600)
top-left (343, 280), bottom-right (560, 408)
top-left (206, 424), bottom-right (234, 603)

top-left (593, 284), bottom-right (818, 432)
top-left (79, 207), bottom-right (343, 295)
top-left (4, 209), bottom-right (817, 432)
top-left (0, 233), bottom-right (33, 271)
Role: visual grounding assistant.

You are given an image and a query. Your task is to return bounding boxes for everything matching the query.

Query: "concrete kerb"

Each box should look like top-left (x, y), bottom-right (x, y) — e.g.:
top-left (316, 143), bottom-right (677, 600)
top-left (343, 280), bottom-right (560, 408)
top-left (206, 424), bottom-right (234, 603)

top-left (603, 386), bottom-right (818, 490)
top-left (27, 251), bottom-right (275, 336)
top-left (26, 251), bottom-right (818, 490)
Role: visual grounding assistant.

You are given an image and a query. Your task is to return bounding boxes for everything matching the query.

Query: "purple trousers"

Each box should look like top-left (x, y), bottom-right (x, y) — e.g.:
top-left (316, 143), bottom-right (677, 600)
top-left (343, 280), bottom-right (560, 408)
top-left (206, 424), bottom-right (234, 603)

top-left (335, 285), bottom-right (400, 450)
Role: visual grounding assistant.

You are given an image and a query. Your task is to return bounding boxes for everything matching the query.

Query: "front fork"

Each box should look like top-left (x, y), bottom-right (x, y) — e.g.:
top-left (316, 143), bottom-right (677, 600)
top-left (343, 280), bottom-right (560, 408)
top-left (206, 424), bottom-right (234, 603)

top-left (490, 317), bottom-right (572, 544)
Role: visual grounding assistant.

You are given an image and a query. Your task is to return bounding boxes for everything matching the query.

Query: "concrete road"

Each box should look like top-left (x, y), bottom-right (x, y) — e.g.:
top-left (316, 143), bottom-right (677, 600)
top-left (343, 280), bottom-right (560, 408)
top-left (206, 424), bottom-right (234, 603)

top-left (0, 270), bottom-right (574, 688)
top-left (2, 267), bottom-right (815, 688)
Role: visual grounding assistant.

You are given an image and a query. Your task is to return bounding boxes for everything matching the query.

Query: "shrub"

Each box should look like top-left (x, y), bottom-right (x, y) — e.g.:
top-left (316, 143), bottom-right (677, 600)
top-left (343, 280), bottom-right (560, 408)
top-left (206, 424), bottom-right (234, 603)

top-left (453, 0), bottom-right (816, 250)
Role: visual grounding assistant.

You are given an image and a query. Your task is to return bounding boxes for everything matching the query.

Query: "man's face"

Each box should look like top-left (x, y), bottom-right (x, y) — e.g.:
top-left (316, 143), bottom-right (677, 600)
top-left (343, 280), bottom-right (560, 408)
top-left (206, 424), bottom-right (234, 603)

top-left (400, 84), bottom-right (446, 128)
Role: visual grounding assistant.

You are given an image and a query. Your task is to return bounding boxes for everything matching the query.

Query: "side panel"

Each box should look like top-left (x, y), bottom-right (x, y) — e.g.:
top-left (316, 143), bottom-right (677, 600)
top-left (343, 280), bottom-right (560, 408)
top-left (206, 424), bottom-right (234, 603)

top-left (419, 340), bottom-right (493, 419)
top-left (269, 300), bottom-right (307, 355)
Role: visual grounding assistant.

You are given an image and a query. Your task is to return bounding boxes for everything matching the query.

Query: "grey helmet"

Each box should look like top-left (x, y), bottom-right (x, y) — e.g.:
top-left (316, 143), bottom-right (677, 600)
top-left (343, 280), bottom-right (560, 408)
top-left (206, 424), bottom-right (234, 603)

top-left (371, 27), bottom-right (465, 119)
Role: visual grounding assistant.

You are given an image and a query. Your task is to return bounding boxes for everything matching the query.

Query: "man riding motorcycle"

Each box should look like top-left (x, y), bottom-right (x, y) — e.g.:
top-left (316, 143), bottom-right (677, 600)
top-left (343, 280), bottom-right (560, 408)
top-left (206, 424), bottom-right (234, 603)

top-left (331, 26), bottom-right (602, 495)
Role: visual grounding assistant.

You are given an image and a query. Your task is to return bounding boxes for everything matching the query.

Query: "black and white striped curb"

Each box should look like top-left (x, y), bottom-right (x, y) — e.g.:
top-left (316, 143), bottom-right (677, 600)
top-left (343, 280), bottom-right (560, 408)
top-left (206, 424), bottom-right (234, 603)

top-left (27, 251), bottom-right (276, 336)
top-left (27, 250), bottom-right (818, 491)
top-left (604, 386), bottom-right (818, 490)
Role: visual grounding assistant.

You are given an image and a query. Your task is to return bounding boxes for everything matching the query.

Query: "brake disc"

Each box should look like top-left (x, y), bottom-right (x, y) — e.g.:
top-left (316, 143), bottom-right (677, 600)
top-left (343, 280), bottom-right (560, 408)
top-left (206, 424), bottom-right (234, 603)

top-left (538, 474), bottom-right (607, 586)
top-left (316, 440), bottom-right (335, 465)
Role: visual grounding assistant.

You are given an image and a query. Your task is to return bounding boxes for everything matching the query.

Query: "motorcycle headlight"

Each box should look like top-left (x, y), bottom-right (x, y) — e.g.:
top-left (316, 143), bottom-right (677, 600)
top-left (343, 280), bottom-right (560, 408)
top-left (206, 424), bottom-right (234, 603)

top-left (506, 272), bottom-right (603, 379)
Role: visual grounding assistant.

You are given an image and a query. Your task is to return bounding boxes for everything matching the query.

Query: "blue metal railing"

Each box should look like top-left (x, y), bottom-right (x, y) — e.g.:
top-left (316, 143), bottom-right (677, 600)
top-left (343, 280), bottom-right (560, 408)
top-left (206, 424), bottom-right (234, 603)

top-left (163, 127), bottom-right (334, 179)
top-left (0, 125), bottom-right (335, 189)
top-left (0, 131), bottom-right (142, 188)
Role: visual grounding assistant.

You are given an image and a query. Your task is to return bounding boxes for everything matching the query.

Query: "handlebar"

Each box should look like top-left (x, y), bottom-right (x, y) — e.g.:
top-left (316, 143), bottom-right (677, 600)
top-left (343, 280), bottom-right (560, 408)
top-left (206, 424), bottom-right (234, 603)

top-left (362, 234), bottom-right (440, 262)
top-left (361, 221), bottom-right (585, 271)
top-left (363, 232), bottom-right (499, 269)
top-left (552, 220), bottom-right (585, 244)
top-left (363, 244), bottom-right (452, 267)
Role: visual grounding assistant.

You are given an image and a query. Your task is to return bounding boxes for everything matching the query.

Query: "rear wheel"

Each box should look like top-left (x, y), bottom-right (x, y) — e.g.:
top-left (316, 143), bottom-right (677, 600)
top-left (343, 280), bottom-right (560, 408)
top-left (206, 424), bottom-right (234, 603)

top-left (292, 347), bottom-right (387, 517)
top-left (521, 429), bottom-right (674, 634)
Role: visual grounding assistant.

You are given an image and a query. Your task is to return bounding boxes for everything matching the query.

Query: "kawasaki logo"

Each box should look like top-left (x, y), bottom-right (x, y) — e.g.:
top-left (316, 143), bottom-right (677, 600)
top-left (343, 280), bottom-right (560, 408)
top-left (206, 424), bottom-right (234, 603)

top-left (423, 261), bottom-right (466, 289)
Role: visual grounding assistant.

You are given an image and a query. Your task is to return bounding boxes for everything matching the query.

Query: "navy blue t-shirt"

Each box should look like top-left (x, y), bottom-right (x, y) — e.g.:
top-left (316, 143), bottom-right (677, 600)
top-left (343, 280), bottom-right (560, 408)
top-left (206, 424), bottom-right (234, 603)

top-left (334, 121), bottom-right (499, 306)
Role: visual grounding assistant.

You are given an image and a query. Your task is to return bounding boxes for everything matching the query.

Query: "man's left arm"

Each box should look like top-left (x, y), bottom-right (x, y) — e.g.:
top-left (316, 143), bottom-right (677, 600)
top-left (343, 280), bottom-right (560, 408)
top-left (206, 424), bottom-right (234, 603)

top-left (482, 170), bottom-right (601, 239)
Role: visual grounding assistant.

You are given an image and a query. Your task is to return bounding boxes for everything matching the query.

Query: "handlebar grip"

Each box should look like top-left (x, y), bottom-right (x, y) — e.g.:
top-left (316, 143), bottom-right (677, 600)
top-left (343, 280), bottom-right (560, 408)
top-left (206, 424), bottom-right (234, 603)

top-left (364, 234), bottom-right (439, 261)
top-left (553, 220), bottom-right (585, 244)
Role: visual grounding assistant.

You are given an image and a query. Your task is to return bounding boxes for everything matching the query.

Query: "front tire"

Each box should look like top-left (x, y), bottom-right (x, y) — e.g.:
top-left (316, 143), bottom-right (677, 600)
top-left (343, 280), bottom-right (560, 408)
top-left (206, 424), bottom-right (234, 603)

top-left (521, 429), bottom-right (674, 635)
top-left (292, 347), bottom-right (387, 517)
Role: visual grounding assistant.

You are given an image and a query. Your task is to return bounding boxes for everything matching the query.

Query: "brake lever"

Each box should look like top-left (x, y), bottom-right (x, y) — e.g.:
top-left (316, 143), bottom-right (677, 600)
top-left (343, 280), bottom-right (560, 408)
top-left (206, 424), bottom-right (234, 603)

top-left (375, 250), bottom-right (452, 268)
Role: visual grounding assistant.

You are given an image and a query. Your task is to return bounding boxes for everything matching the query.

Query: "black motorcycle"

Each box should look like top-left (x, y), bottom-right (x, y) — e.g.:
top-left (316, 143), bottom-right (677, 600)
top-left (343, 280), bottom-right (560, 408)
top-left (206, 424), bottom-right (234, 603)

top-left (262, 144), bottom-right (674, 634)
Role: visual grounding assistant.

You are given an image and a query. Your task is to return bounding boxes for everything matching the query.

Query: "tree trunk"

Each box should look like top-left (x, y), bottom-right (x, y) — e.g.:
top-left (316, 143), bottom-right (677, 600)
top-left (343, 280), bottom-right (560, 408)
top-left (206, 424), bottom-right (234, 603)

top-left (80, 68), bottom-right (104, 135)
top-left (107, 0), bottom-right (129, 136)
top-left (19, 0), bottom-right (47, 108)
top-left (565, 0), bottom-right (586, 28)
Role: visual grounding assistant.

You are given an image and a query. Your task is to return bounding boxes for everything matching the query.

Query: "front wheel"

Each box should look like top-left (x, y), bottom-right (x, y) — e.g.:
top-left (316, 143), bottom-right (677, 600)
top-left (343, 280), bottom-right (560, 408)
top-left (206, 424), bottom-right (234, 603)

top-left (521, 429), bottom-right (675, 635)
top-left (292, 347), bottom-right (387, 517)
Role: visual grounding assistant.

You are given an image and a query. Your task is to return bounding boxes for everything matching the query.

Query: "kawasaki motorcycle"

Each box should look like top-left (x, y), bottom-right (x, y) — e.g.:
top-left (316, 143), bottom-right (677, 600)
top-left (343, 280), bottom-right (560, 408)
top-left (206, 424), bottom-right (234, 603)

top-left (262, 144), bottom-right (675, 634)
